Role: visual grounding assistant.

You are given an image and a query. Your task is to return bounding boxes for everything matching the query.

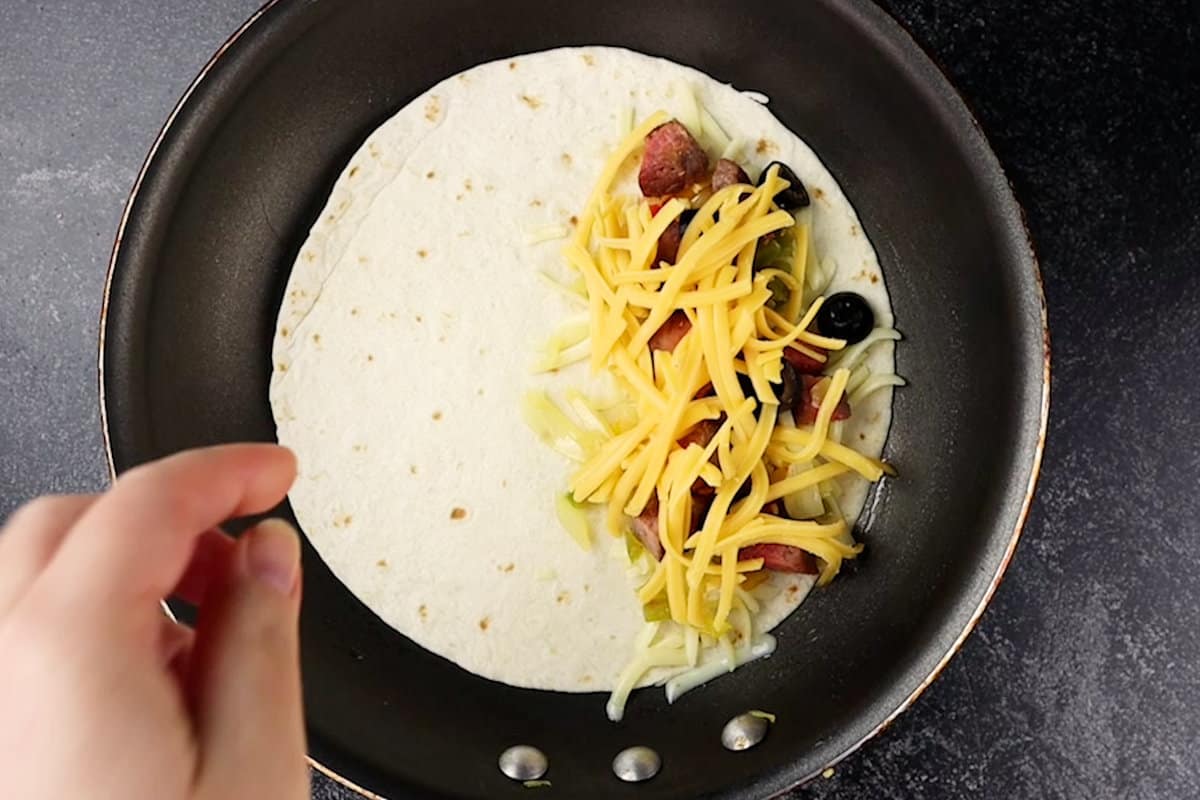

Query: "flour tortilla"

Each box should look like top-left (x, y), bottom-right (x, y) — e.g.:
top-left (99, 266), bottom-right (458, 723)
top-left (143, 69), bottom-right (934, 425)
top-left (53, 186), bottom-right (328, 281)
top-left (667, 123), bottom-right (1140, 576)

top-left (270, 47), bottom-right (895, 693)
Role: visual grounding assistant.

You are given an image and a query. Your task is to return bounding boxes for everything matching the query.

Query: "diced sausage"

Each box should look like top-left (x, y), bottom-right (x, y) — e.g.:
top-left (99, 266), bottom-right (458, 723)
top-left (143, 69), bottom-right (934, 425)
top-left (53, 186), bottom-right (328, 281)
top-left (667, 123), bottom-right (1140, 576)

top-left (631, 495), bottom-right (664, 561)
top-left (677, 418), bottom-right (720, 450)
top-left (657, 218), bottom-right (683, 264)
top-left (649, 310), bottom-right (692, 352)
top-left (711, 158), bottom-right (750, 191)
top-left (678, 417), bottom-right (722, 497)
top-left (738, 543), bottom-right (817, 574)
top-left (690, 492), bottom-right (713, 533)
top-left (793, 374), bottom-right (852, 426)
top-left (656, 208), bottom-right (697, 265)
top-left (638, 120), bottom-right (709, 197)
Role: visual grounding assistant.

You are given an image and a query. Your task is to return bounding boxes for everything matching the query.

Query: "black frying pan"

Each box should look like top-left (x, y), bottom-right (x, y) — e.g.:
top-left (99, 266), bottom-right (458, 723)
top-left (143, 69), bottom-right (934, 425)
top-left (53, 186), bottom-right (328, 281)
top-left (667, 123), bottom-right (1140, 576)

top-left (99, 1), bottom-right (1049, 797)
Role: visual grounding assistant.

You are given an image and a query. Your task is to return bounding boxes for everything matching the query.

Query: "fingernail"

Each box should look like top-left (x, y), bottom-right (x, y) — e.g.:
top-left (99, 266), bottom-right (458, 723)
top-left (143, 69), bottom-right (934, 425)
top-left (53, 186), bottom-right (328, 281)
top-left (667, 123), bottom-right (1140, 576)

top-left (245, 518), bottom-right (300, 595)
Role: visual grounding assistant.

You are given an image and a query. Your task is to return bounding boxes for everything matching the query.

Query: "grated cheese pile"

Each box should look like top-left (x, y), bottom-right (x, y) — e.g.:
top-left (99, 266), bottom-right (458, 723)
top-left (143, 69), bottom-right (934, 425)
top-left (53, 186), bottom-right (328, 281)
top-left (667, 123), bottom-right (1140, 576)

top-left (523, 109), bottom-right (901, 721)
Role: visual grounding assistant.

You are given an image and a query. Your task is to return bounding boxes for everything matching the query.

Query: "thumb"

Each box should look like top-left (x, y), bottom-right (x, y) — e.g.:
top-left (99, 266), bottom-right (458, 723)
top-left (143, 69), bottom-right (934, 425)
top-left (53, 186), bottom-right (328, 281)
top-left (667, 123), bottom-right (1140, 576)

top-left (191, 519), bottom-right (308, 800)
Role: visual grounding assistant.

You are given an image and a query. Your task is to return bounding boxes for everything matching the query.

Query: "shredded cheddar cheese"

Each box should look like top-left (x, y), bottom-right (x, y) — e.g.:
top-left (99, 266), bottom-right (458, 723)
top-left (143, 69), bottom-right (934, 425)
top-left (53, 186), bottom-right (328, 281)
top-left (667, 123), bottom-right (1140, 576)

top-left (523, 111), bottom-right (901, 722)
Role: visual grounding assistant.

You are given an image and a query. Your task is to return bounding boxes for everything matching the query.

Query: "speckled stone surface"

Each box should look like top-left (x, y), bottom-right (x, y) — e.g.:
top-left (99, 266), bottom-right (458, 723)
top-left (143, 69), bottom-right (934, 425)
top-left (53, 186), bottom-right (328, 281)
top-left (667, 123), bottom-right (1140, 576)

top-left (1, 1), bottom-right (1197, 798)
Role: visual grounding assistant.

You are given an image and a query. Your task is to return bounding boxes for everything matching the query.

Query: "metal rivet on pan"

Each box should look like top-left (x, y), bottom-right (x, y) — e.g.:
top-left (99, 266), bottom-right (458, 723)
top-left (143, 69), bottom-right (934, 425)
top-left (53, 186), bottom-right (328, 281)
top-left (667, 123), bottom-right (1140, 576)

top-left (721, 713), bottom-right (770, 751)
top-left (498, 745), bottom-right (548, 781)
top-left (612, 746), bottom-right (661, 782)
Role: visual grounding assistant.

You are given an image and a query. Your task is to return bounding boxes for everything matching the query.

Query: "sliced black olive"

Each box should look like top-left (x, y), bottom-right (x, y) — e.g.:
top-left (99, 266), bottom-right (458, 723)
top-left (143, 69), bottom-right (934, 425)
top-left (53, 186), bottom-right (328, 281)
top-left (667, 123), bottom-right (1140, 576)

top-left (816, 292), bottom-right (875, 344)
top-left (678, 208), bottom-right (697, 231)
top-left (736, 372), bottom-right (761, 415)
top-left (757, 161), bottom-right (811, 210)
top-left (777, 361), bottom-right (800, 407)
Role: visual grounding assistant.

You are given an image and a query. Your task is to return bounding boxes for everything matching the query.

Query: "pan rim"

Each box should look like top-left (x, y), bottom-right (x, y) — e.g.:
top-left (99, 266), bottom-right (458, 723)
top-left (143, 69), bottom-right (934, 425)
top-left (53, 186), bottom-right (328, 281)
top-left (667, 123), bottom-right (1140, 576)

top-left (97, 0), bottom-right (1050, 797)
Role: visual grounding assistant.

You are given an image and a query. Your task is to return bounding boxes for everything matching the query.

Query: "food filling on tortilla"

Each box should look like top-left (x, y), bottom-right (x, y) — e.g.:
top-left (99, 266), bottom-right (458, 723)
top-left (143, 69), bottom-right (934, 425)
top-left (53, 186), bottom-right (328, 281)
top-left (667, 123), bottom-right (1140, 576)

top-left (270, 47), bottom-right (902, 721)
top-left (526, 110), bottom-right (902, 720)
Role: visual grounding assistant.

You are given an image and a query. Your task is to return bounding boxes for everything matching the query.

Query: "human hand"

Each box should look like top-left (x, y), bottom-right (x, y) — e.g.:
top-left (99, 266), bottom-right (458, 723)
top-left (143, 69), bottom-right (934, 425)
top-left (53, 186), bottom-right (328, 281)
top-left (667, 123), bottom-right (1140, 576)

top-left (0, 444), bottom-right (308, 800)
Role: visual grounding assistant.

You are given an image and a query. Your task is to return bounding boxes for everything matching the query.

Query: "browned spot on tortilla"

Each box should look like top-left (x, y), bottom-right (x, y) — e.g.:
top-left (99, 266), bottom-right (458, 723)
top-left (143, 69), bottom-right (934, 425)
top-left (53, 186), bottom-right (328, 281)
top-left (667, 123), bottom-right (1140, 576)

top-left (814, 187), bottom-right (825, 199)
top-left (276, 363), bottom-right (288, 373)
top-left (312, 333), bottom-right (321, 344)
top-left (580, 675), bottom-right (593, 684)
top-left (366, 354), bottom-right (374, 362)
top-left (376, 558), bottom-right (388, 568)
top-left (477, 388), bottom-right (485, 396)
top-left (756, 138), bottom-right (776, 155)
top-left (530, 198), bottom-right (543, 207)
top-left (859, 432), bottom-right (867, 440)
top-left (358, 255), bottom-right (368, 264)
top-left (349, 166), bottom-right (360, 178)
top-left (850, 224), bottom-right (860, 236)
top-left (437, 335), bottom-right (446, 343)
top-left (455, 193), bottom-right (464, 201)
top-left (415, 314), bottom-right (423, 323)
top-left (500, 479), bottom-right (508, 488)
top-left (479, 617), bottom-right (490, 631)
top-left (484, 184), bottom-right (495, 192)
top-left (871, 274), bottom-right (880, 284)
top-left (424, 96), bottom-right (442, 122)
top-left (508, 60), bottom-right (518, 70)
top-left (584, 583), bottom-right (591, 592)
top-left (501, 563), bottom-right (516, 573)
top-left (432, 410), bottom-right (443, 421)
top-left (352, 443), bottom-right (366, 452)
top-left (417, 249), bottom-right (428, 258)
top-left (569, 215), bottom-right (578, 226)
top-left (519, 93), bottom-right (542, 109)
top-left (450, 507), bottom-right (467, 520)
top-left (464, 179), bottom-right (473, 192)
top-left (303, 251), bottom-right (316, 262)
top-left (787, 584), bottom-right (800, 598)
top-left (426, 170), bottom-right (436, 179)
top-left (556, 591), bottom-right (570, 605)
top-left (560, 152), bottom-right (572, 166)
top-left (350, 307), bottom-right (359, 316)
top-left (582, 54), bottom-right (595, 66)
top-left (409, 465), bottom-right (419, 475)
top-left (418, 604), bottom-right (428, 619)
top-left (280, 326), bottom-right (289, 337)
top-left (333, 513), bottom-right (354, 528)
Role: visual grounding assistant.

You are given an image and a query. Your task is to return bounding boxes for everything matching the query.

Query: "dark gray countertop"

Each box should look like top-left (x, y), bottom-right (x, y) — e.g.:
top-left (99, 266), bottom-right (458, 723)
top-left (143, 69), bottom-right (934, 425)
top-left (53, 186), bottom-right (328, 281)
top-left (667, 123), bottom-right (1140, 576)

top-left (1, 1), bottom-right (1197, 798)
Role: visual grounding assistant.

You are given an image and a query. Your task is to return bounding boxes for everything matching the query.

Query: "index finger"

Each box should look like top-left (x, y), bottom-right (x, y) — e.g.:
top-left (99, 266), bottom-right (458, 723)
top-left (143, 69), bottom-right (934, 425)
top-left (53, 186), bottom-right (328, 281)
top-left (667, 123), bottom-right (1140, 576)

top-left (43, 444), bottom-right (296, 612)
